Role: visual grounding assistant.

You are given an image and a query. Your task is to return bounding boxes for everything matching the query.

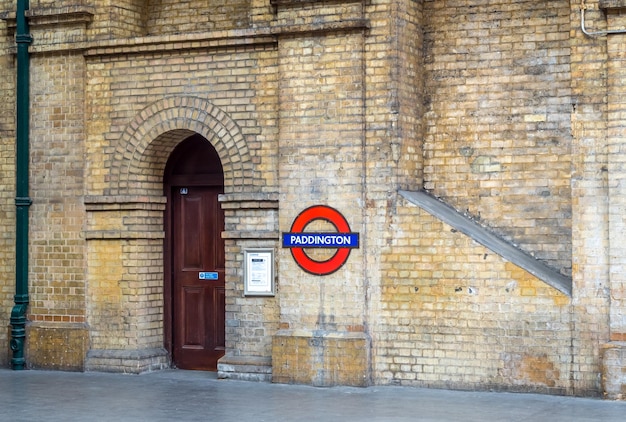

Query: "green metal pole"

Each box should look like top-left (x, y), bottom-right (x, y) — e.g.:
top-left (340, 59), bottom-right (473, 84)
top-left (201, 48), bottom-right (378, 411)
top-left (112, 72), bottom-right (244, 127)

top-left (10, 0), bottom-right (32, 370)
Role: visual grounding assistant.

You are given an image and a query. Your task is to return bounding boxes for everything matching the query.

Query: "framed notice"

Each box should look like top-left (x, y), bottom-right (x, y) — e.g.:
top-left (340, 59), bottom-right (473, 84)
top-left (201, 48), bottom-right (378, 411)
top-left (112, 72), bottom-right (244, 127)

top-left (244, 249), bottom-right (275, 296)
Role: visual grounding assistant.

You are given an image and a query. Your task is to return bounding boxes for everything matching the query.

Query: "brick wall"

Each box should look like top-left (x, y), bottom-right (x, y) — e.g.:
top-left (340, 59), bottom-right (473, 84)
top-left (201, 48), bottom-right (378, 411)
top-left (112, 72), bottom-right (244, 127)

top-left (422, 0), bottom-right (573, 274)
top-left (26, 49), bottom-right (89, 369)
top-left (0, 0), bottom-right (623, 397)
top-left (146, 0), bottom-right (250, 35)
top-left (376, 202), bottom-right (577, 394)
top-left (372, 0), bottom-right (607, 395)
top-left (570, 0), bottom-right (612, 398)
top-left (276, 26), bottom-right (367, 332)
top-left (29, 53), bottom-right (86, 326)
top-left (81, 34), bottom-right (279, 368)
top-left (84, 41), bottom-right (277, 196)
top-left (221, 194), bottom-right (280, 359)
top-left (271, 0), bottom-right (370, 385)
top-left (601, 0), bottom-right (626, 399)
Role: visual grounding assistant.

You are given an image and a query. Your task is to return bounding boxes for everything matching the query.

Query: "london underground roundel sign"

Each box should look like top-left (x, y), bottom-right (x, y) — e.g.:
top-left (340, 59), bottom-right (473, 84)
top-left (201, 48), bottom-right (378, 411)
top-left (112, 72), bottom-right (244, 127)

top-left (282, 205), bottom-right (359, 275)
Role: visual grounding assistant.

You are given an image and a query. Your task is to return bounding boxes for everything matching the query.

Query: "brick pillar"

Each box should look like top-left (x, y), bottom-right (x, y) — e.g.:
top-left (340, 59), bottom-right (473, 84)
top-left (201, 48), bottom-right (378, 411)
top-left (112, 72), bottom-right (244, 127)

top-left (271, 0), bottom-right (371, 387)
top-left (217, 193), bottom-right (280, 382)
top-left (601, 0), bottom-right (626, 399)
top-left (23, 6), bottom-right (94, 371)
top-left (569, 0), bottom-right (612, 396)
top-left (84, 196), bottom-right (169, 373)
top-left (90, 0), bottom-right (147, 39)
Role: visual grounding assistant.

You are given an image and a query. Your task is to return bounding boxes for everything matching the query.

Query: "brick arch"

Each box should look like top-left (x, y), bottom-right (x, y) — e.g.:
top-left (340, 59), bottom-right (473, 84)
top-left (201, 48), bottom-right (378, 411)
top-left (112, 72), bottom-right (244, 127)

top-left (107, 96), bottom-right (255, 196)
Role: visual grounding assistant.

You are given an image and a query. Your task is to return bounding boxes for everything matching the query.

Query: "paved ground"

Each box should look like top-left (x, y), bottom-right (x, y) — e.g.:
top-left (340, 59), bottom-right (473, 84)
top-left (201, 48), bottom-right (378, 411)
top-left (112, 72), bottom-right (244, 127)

top-left (1, 369), bottom-right (626, 421)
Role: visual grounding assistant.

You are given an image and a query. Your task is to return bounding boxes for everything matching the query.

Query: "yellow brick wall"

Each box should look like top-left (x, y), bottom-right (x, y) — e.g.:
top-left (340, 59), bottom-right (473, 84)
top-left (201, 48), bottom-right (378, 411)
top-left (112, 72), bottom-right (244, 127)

top-left (221, 195), bottom-right (280, 358)
top-left (88, 238), bottom-right (165, 350)
top-left (569, 0), bottom-right (611, 398)
top-left (80, 8), bottom-right (280, 363)
top-left (369, 0), bottom-right (608, 396)
top-left (146, 0), bottom-right (251, 35)
top-left (0, 0), bottom-right (622, 396)
top-left (272, 330), bottom-right (370, 387)
top-left (422, 0), bottom-right (573, 273)
top-left (29, 53), bottom-right (86, 326)
top-left (276, 28), bottom-right (367, 333)
top-left (85, 200), bottom-right (166, 351)
top-left (395, 0), bottom-right (424, 190)
top-left (84, 42), bottom-right (278, 197)
top-left (375, 201), bottom-right (583, 394)
top-left (87, 240), bottom-right (125, 349)
top-left (601, 0), bottom-right (626, 398)
top-left (85, 0), bottom-right (256, 40)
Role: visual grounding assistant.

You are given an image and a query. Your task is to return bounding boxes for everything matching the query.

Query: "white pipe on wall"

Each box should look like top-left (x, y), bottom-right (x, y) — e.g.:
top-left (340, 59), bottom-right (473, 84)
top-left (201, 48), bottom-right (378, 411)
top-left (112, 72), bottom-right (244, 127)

top-left (581, 0), bottom-right (626, 37)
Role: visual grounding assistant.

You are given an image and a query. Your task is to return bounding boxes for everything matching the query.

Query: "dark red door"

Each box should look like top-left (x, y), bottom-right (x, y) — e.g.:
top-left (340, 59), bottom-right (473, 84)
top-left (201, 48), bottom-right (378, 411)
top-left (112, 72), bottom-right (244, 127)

top-left (171, 185), bottom-right (225, 370)
top-left (164, 134), bottom-right (225, 371)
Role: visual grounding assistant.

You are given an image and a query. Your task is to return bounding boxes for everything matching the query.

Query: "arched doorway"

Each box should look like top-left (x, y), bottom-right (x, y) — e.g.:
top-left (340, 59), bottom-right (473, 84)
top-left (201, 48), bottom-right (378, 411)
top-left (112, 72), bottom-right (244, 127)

top-left (164, 134), bottom-right (225, 370)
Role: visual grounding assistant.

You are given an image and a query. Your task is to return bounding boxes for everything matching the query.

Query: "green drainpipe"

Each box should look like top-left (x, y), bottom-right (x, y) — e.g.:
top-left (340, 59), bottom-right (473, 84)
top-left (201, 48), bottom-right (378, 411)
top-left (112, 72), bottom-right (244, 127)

top-left (10, 0), bottom-right (32, 370)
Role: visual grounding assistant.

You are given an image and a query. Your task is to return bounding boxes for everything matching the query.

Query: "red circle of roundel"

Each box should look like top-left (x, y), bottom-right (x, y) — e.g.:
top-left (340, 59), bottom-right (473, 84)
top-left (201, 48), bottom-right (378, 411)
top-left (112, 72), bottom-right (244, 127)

top-left (289, 205), bottom-right (354, 276)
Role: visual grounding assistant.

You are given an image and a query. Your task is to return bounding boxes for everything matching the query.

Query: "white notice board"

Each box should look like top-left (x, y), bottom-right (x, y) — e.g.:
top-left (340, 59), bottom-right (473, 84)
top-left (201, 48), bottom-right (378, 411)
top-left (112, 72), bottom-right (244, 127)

top-left (244, 249), bottom-right (275, 296)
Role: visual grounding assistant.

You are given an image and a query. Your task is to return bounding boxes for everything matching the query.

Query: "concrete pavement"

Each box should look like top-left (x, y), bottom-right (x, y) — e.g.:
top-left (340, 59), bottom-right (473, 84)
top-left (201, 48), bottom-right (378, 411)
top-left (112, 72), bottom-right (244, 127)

top-left (1, 368), bottom-right (625, 421)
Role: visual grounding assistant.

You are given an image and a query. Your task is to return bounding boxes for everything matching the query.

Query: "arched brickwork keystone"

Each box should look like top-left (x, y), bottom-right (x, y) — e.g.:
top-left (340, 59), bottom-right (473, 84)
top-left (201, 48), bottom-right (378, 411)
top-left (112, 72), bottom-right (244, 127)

top-left (107, 96), bottom-right (256, 196)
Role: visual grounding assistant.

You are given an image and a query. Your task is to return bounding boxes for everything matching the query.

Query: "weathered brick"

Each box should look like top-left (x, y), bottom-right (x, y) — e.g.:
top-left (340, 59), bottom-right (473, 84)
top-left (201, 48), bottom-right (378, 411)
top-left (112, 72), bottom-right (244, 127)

top-left (0, 0), bottom-right (622, 399)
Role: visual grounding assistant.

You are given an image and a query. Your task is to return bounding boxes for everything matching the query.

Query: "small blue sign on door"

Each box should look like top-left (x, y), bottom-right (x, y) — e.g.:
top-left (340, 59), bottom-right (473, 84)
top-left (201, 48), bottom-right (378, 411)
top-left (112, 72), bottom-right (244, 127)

top-left (199, 272), bottom-right (218, 280)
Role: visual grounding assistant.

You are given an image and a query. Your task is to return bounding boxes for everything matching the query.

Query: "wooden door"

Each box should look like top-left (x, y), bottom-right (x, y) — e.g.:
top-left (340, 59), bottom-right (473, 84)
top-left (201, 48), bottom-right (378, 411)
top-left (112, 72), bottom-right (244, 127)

top-left (164, 134), bottom-right (226, 371)
top-left (171, 185), bottom-right (225, 370)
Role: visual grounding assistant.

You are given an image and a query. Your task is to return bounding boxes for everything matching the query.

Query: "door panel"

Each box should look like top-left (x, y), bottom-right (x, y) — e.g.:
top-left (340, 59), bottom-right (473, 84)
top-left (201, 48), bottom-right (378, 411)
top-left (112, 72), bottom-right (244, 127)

top-left (180, 195), bottom-right (203, 270)
top-left (172, 185), bottom-right (225, 370)
top-left (182, 286), bottom-right (204, 348)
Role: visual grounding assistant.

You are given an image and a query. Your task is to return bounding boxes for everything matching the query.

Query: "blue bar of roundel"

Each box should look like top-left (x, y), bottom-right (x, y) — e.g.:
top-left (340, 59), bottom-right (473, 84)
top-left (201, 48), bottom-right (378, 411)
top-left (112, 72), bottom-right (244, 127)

top-left (282, 233), bottom-right (360, 248)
